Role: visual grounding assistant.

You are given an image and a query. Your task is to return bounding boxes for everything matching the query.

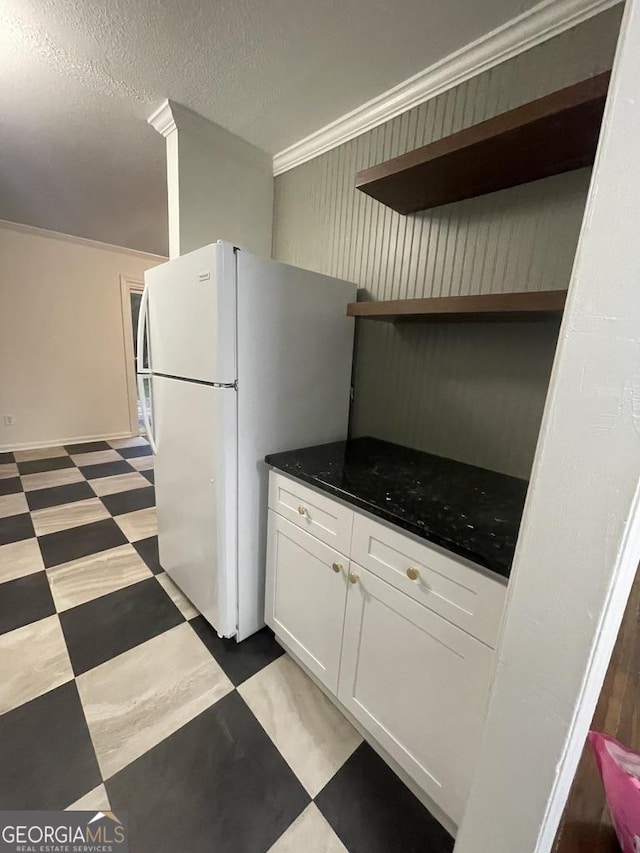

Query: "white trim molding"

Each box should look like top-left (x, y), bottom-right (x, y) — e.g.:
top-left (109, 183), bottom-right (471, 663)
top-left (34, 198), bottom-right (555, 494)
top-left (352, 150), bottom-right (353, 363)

top-left (272, 0), bottom-right (622, 175)
top-left (147, 99), bottom-right (177, 137)
top-left (0, 431), bottom-right (135, 454)
top-left (0, 219), bottom-right (167, 261)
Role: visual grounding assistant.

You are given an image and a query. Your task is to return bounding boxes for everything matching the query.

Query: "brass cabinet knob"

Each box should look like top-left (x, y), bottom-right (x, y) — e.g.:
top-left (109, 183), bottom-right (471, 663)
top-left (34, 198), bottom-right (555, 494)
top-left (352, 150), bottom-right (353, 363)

top-left (406, 567), bottom-right (420, 581)
top-left (297, 505), bottom-right (308, 516)
top-left (331, 562), bottom-right (343, 574)
top-left (348, 572), bottom-right (359, 584)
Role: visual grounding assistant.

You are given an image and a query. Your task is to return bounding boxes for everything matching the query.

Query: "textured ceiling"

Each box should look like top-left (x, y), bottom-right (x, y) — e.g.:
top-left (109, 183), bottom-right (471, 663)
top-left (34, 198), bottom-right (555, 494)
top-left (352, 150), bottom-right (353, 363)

top-left (1, 0), bottom-right (539, 255)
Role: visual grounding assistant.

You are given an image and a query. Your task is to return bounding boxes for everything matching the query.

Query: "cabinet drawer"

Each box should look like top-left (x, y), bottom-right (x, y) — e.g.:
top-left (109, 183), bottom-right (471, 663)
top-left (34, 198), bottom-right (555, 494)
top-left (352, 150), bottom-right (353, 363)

top-left (338, 563), bottom-right (494, 825)
top-left (265, 511), bottom-right (348, 692)
top-left (351, 513), bottom-right (506, 648)
top-left (268, 472), bottom-right (353, 555)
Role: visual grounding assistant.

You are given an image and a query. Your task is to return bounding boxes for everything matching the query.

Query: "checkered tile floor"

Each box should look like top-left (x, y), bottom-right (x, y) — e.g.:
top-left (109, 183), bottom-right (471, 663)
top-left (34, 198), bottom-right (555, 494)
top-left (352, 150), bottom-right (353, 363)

top-left (0, 437), bottom-right (454, 852)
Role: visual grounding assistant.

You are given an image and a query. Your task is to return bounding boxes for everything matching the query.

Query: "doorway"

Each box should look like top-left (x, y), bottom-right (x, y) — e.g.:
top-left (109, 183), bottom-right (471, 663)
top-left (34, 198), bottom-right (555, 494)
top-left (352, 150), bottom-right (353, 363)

top-left (120, 276), bottom-right (151, 435)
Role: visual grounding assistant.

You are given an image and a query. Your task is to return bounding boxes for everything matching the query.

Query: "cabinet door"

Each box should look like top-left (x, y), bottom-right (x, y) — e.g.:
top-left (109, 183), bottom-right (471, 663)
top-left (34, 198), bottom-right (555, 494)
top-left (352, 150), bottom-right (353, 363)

top-left (265, 511), bottom-right (348, 692)
top-left (338, 564), bottom-right (494, 825)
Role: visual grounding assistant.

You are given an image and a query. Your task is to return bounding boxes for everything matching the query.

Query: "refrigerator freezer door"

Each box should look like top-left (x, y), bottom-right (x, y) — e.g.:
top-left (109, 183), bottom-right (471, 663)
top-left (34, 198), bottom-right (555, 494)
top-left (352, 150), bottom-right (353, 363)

top-left (152, 374), bottom-right (237, 637)
top-left (145, 242), bottom-right (237, 384)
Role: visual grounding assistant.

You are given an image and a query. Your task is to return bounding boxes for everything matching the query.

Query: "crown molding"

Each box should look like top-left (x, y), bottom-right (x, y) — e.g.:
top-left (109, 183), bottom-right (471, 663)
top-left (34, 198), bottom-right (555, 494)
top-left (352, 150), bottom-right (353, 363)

top-left (272, 0), bottom-right (621, 175)
top-left (147, 99), bottom-right (177, 137)
top-left (0, 219), bottom-right (167, 261)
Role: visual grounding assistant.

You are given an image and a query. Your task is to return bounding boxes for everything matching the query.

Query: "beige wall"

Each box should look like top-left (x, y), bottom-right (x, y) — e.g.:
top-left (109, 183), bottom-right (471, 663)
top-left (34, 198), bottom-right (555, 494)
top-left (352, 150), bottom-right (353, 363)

top-left (0, 222), bottom-right (164, 450)
top-left (273, 6), bottom-right (623, 479)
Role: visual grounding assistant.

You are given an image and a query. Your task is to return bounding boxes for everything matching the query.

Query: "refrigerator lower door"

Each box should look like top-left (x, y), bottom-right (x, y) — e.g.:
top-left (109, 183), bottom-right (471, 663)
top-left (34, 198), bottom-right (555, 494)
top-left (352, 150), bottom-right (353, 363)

top-left (152, 374), bottom-right (237, 637)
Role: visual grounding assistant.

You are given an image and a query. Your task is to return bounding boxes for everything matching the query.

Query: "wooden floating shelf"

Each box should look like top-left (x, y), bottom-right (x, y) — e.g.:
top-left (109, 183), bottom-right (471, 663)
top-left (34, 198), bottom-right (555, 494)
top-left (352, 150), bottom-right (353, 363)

top-left (347, 290), bottom-right (567, 322)
top-left (356, 72), bottom-right (610, 214)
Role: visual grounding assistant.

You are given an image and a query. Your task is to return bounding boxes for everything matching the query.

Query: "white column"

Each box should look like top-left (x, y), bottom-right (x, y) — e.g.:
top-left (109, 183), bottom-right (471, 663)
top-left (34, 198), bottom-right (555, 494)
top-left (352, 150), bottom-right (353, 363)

top-left (455, 1), bottom-right (640, 850)
top-left (147, 101), bottom-right (180, 259)
top-left (148, 100), bottom-right (273, 259)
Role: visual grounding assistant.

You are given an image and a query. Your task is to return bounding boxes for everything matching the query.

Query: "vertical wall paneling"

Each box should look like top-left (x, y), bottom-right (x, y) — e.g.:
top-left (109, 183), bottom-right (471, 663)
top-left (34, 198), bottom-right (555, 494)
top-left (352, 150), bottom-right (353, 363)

top-left (272, 8), bottom-right (623, 478)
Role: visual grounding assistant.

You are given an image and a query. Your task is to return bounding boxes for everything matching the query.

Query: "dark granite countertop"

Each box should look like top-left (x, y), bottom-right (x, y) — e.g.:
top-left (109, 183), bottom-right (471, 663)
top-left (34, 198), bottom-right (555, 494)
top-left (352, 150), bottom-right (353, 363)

top-left (265, 437), bottom-right (528, 580)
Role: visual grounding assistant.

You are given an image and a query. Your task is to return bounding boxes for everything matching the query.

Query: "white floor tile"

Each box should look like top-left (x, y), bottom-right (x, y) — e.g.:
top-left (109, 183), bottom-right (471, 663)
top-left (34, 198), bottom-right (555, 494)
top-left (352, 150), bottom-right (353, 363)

top-left (31, 498), bottom-right (110, 536)
top-left (0, 492), bottom-right (28, 519)
top-left (21, 468), bottom-right (84, 492)
top-left (14, 446), bottom-right (67, 462)
top-left (0, 538), bottom-right (45, 583)
top-left (66, 784), bottom-right (110, 811)
top-left (268, 804), bottom-right (348, 853)
top-left (239, 655), bottom-right (362, 797)
top-left (89, 472), bottom-right (151, 496)
top-left (77, 623), bottom-right (233, 779)
top-left (109, 437), bottom-right (148, 449)
top-left (114, 507), bottom-right (157, 541)
top-left (0, 615), bottom-right (73, 713)
top-left (127, 455), bottom-right (153, 471)
top-left (47, 544), bottom-right (152, 612)
top-left (156, 572), bottom-right (199, 620)
top-left (71, 449), bottom-right (122, 467)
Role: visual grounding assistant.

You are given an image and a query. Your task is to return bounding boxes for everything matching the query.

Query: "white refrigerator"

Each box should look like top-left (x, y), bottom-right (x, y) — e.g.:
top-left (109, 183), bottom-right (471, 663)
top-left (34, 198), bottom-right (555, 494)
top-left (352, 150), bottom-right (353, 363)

top-left (137, 241), bottom-right (356, 641)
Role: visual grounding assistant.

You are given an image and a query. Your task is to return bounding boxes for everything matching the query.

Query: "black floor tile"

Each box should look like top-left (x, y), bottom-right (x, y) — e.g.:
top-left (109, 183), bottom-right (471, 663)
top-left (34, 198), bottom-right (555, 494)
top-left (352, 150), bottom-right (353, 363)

top-left (100, 486), bottom-right (155, 516)
top-left (316, 743), bottom-right (454, 853)
top-left (79, 460), bottom-right (134, 480)
top-left (59, 577), bottom-right (184, 675)
top-left (141, 469), bottom-right (154, 484)
top-left (133, 536), bottom-right (162, 574)
top-left (0, 452), bottom-right (14, 464)
top-left (107, 691), bottom-right (309, 853)
top-left (17, 456), bottom-right (74, 476)
top-left (191, 618), bottom-right (284, 686)
top-left (0, 477), bottom-right (23, 496)
top-left (26, 480), bottom-right (96, 512)
top-left (38, 518), bottom-right (127, 568)
top-left (118, 444), bottom-right (153, 459)
top-left (64, 440), bottom-right (112, 454)
top-left (0, 682), bottom-right (101, 809)
top-left (0, 571), bottom-right (56, 635)
top-left (0, 512), bottom-right (35, 546)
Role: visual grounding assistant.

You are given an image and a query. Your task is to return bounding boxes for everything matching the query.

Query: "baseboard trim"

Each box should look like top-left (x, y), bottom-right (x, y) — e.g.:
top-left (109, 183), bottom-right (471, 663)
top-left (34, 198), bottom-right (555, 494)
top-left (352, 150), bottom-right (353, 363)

top-left (0, 430), bottom-right (135, 453)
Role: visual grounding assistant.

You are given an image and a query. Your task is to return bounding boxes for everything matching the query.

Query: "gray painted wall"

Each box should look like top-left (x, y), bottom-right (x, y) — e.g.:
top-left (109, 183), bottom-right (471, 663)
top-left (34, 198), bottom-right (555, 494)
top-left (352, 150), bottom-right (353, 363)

top-left (272, 7), bottom-right (622, 479)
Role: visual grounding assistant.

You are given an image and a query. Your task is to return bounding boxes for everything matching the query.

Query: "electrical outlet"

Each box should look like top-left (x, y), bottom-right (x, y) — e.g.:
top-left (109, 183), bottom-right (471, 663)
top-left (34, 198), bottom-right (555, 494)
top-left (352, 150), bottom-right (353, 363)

top-left (4, 415), bottom-right (14, 427)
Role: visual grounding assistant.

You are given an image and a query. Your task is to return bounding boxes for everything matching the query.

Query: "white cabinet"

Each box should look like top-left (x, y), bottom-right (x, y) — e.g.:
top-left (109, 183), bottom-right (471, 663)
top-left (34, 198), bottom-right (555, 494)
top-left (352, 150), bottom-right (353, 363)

top-left (338, 563), bottom-right (494, 825)
top-left (265, 511), bottom-right (348, 692)
top-left (265, 471), bottom-right (506, 826)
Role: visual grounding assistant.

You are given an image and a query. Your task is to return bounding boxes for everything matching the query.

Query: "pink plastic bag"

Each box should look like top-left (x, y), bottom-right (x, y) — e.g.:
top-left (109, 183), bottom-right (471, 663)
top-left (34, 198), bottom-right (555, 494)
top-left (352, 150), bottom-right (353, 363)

top-left (588, 730), bottom-right (640, 853)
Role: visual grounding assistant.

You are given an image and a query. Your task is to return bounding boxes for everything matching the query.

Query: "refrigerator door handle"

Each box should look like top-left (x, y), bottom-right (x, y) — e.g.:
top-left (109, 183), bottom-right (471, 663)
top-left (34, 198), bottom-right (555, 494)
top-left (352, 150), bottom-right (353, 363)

top-left (138, 373), bottom-right (157, 455)
top-left (137, 282), bottom-right (150, 375)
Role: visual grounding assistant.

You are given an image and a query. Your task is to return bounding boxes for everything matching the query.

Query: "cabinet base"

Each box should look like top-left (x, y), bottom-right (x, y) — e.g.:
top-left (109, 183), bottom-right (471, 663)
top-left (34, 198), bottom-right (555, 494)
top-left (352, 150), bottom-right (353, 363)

top-left (273, 631), bottom-right (458, 839)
